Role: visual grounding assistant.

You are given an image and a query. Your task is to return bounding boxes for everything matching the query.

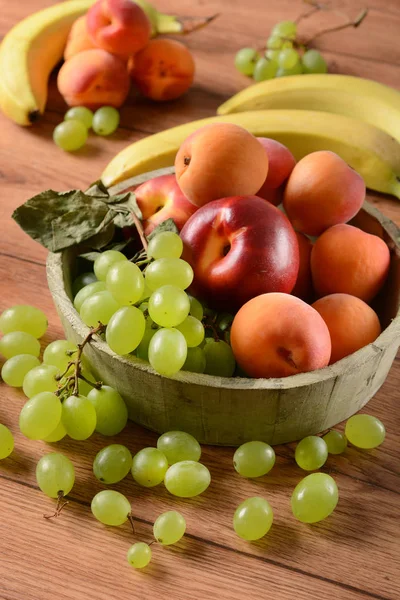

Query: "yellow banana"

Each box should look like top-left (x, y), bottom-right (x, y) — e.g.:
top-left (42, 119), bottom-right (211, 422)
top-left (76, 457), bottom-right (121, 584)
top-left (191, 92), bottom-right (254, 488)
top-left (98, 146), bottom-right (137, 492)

top-left (217, 74), bottom-right (400, 145)
top-left (101, 109), bottom-right (400, 201)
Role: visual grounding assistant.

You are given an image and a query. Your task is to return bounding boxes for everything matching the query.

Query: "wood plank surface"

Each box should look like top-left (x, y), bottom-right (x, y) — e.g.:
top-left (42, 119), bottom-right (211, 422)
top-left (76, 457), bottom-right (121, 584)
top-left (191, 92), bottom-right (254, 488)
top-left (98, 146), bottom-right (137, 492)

top-left (1, 1), bottom-right (400, 599)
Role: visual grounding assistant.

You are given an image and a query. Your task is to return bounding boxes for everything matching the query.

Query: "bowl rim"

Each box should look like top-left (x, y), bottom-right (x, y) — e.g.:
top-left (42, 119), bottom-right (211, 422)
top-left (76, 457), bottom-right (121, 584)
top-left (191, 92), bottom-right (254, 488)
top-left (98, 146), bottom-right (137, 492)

top-left (46, 169), bottom-right (400, 391)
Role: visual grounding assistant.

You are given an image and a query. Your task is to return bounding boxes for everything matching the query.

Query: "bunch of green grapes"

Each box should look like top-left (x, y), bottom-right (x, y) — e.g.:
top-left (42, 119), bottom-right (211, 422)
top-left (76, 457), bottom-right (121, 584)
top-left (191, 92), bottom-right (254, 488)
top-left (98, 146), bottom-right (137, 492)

top-left (53, 106), bottom-right (120, 152)
top-left (235, 20), bottom-right (327, 82)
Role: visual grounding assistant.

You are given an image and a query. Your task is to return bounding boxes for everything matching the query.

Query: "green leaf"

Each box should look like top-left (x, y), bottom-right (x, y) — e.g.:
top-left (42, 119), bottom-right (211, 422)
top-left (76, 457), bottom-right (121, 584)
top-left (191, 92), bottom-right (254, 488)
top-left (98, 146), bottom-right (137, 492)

top-left (147, 218), bottom-right (179, 241)
top-left (85, 180), bottom-right (110, 198)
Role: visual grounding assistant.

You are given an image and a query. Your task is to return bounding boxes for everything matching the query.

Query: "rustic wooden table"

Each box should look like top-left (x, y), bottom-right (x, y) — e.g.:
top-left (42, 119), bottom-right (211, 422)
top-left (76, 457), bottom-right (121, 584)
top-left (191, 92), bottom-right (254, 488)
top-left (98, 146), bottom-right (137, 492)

top-left (1, 1), bottom-right (399, 599)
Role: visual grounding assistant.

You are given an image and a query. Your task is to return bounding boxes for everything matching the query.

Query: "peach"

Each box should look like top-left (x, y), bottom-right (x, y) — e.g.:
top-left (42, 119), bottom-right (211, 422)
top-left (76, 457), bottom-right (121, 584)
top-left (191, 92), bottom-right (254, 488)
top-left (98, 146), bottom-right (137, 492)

top-left (64, 16), bottom-right (97, 61)
top-left (57, 49), bottom-right (130, 109)
top-left (128, 39), bottom-right (195, 102)
top-left (283, 151), bottom-right (365, 236)
top-left (311, 224), bottom-right (390, 302)
top-left (230, 293), bottom-right (331, 378)
top-left (175, 123), bottom-right (268, 207)
top-left (87, 0), bottom-right (151, 59)
top-left (291, 232), bottom-right (313, 301)
top-left (312, 294), bottom-right (381, 364)
top-left (256, 138), bottom-right (296, 206)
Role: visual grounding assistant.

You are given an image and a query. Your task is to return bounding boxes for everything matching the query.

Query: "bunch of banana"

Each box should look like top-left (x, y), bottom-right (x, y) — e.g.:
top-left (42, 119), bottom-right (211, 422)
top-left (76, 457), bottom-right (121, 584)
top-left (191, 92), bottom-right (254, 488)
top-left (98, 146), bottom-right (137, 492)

top-left (0, 0), bottom-right (215, 126)
top-left (101, 109), bottom-right (400, 201)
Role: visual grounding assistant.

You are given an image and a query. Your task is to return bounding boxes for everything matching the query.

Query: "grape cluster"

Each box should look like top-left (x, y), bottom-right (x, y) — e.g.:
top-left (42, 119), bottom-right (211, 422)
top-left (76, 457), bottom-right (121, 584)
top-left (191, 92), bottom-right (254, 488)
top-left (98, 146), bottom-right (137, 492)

top-left (235, 20), bottom-right (327, 82)
top-left (53, 106), bottom-right (120, 152)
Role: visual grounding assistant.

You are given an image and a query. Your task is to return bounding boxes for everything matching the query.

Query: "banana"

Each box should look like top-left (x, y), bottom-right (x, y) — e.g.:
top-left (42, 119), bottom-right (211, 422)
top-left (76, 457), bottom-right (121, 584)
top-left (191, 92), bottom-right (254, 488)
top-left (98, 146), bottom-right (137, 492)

top-left (101, 109), bottom-right (400, 201)
top-left (217, 74), bottom-right (400, 145)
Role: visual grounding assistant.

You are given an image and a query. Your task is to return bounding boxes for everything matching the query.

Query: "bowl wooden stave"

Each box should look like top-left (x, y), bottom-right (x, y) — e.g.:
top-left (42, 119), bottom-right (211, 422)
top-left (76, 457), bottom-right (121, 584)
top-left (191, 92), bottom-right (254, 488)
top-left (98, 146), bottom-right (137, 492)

top-left (46, 169), bottom-right (400, 446)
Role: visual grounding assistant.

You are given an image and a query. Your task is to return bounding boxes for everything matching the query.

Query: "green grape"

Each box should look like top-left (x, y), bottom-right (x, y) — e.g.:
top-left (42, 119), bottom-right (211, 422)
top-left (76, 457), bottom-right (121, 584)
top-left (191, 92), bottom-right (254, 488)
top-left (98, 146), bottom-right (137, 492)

top-left (345, 414), bottom-right (385, 449)
top-left (301, 49), bottom-right (327, 74)
top-left (188, 295), bottom-right (203, 321)
top-left (131, 447), bottom-right (168, 487)
top-left (62, 394), bottom-right (97, 440)
top-left (138, 303), bottom-right (155, 329)
top-left (157, 431), bottom-right (201, 464)
top-left (106, 261), bottom-right (144, 305)
top-left (281, 40), bottom-right (294, 49)
top-left (182, 347), bottom-right (206, 373)
top-left (87, 385), bottom-right (128, 436)
top-left (278, 48), bottom-right (300, 69)
top-left (291, 473), bottom-right (338, 523)
top-left (22, 364), bottom-right (59, 398)
top-left (216, 313), bottom-right (234, 332)
top-left (233, 441), bottom-right (275, 478)
top-left (93, 444), bottom-right (132, 484)
top-left (253, 57), bottom-right (278, 81)
top-left (36, 453), bottom-right (75, 498)
top-left (92, 106), bottom-right (120, 136)
top-left (91, 490), bottom-right (131, 526)
top-left (72, 272), bottom-right (97, 296)
top-left (53, 119), bottom-right (88, 151)
top-left (19, 392), bottom-right (62, 440)
top-left (43, 340), bottom-right (77, 372)
top-left (145, 258), bottom-right (193, 291)
top-left (164, 460), bottom-right (211, 497)
top-left (1, 354), bottom-right (40, 387)
top-left (0, 424), bottom-right (14, 459)
top-left (147, 232), bottom-right (183, 259)
top-left (73, 281), bottom-right (106, 312)
top-left (127, 543), bottom-right (152, 569)
top-left (234, 48), bottom-right (259, 75)
top-left (276, 62), bottom-right (303, 77)
top-left (265, 49), bottom-right (280, 61)
top-left (0, 305), bottom-right (47, 338)
top-left (233, 497), bottom-right (273, 541)
top-left (322, 430), bottom-right (348, 455)
top-left (203, 339), bottom-right (236, 377)
top-left (266, 35), bottom-right (283, 50)
top-left (176, 316), bottom-right (204, 347)
top-left (43, 419), bottom-right (67, 443)
top-left (295, 436), bottom-right (328, 471)
top-left (272, 20), bottom-right (297, 40)
top-left (148, 328), bottom-right (187, 376)
top-left (149, 285), bottom-right (190, 328)
top-left (94, 250), bottom-right (127, 282)
top-left (153, 511), bottom-right (186, 545)
top-left (106, 306), bottom-right (146, 355)
top-left (80, 291), bottom-right (119, 327)
top-left (0, 331), bottom-right (40, 359)
top-left (65, 106), bottom-right (94, 129)
top-left (138, 281), bottom-right (153, 302)
top-left (136, 328), bottom-right (156, 361)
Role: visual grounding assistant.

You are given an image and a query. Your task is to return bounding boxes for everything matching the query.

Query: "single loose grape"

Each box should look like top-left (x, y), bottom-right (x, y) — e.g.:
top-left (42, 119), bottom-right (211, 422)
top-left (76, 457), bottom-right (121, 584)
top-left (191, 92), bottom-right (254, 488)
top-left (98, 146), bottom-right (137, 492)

top-left (36, 453), bottom-right (75, 498)
top-left (62, 394), bottom-right (97, 440)
top-left (92, 106), bottom-right (120, 136)
top-left (176, 315), bottom-right (204, 347)
top-left (53, 120), bottom-right (88, 151)
top-left (188, 295), bottom-right (203, 321)
top-left (91, 490), bottom-right (131, 526)
top-left (272, 20), bottom-right (297, 40)
top-left (80, 291), bottom-right (119, 327)
top-left (106, 261), bottom-right (144, 306)
top-left (147, 232), bottom-right (183, 259)
top-left (106, 306), bottom-right (146, 355)
top-left (148, 328), bottom-right (187, 376)
top-left (157, 431), bottom-right (201, 464)
top-left (131, 447), bottom-right (168, 487)
top-left (322, 430), bottom-right (348, 455)
top-left (203, 339), bottom-right (236, 377)
top-left (136, 328), bottom-right (156, 361)
top-left (234, 48), bottom-right (259, 75)
top-left (93, 444), bottom-right (133, 484)
top-left (182, 347), bottom-right (206, 373)
top-left (0, 305), bottom-right (47, 338)
top-left (127, 543), bottom-right (152, 569)
top-left (148, 285), bottom-right (190, 328)
top-left (153, 511), bottom-right (186, 545)
top-left (22, 364), bottom-right (59, 398)
top-left (233, 497), bottom-right (273, 540)
top-left (345, 414), bottom-right (385, 449)
top-left (0, 331), bottom-right (40, 359)
top-left (164, 460), bottom-right (211, 498)
top-left (43, 340), bottom-right (77, 372)
top-left (0, 424), bottom-right (14, 459)
top-left (43, 419), bottom-right (67, 443)
top-left (87, 385), bottom-right (128, 436)
top-left (72, 272), bottom-right (97, 296)
top-left (64, 106), bottom-right (94, 129)
top-left (233, 441), bottom-right (275, 478)
top-left (253, 57), bottom-right (278, 81)
top-left (94, 250), bottom-right (127, 282)
top-left (73, 281), bottom-right (106, 312)
top-left (19, 392), bottom-right (62, 440)
top-left (295, 436), bottom-right (328, 471)
top-left (291, 473), bottom-right (339, 523)
top-left (301, 49), bottom-right (327, 74)
top-left (145, 258), bottom-right (193, 291)
top-left (1, 354), bottom-right (40, 387)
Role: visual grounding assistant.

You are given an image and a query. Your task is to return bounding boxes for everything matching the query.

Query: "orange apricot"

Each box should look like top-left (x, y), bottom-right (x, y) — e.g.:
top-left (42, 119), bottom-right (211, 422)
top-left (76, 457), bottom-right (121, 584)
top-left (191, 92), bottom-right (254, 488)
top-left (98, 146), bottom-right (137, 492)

top-left (64, 16), bottom-right (97, 61)
top-left (291, 232), bottom-right (313, 301)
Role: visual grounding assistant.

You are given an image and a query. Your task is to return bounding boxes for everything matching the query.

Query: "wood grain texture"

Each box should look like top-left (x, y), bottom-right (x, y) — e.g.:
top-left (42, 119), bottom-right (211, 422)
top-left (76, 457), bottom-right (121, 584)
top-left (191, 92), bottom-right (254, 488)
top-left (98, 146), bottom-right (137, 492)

top-left (1, 0), bottom-right (400, 599)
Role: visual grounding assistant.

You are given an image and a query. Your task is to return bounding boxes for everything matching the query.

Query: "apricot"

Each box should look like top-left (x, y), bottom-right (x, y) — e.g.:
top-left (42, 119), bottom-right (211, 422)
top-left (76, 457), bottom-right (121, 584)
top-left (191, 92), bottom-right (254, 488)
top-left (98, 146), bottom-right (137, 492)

top-left (256, 138), bottom-right (296, 206)
top-left (311, 224), bottom-right (390, 302)
top-left (312, 294), bottom-right (381, 364)
top-left (87, 0), bottom-right (151, 59)
top-left (57, 49), bottom-right (130, 109)
top-left (129, 39), bottom-right (195, 102)
top-left (175, 123), bottom-right (268, 207)
top-left (64, 16), bottom-right (97, 61)
top-left (230, 293), bottom-right (331, 378)
top-left (283, 151), bottom-right (365, 236)
top-left (291, 232), bottom-right (313, 301)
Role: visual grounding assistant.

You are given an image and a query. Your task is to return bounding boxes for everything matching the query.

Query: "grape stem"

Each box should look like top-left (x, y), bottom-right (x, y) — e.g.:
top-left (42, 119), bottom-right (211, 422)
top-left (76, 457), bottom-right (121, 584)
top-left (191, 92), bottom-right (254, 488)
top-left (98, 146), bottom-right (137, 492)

top-left (43, 491), bottom-right (69, 520)
top-left (128, 513), bottom-right (136, 534)
top-left (72, 323), bottom-right (106, 396)
top-left (302, 7), bottom-right (368, 45)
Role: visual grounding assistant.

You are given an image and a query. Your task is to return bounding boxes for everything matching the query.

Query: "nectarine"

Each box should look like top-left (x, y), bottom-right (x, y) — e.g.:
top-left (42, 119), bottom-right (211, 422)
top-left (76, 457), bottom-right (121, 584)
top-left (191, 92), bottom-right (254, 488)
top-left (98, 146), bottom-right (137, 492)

top-left (256, 138), bottom-right (296, 206)
top-left (291, 232), bottom-right (313, 301)
top-left (64, 16), bottom-right (97, 61)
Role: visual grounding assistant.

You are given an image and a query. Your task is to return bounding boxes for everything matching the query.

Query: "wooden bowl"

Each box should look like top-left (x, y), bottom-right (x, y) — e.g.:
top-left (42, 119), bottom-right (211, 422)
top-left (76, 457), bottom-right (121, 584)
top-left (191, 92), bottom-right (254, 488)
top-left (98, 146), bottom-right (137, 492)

top-left (46, 169), bottom-right (400, 446)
